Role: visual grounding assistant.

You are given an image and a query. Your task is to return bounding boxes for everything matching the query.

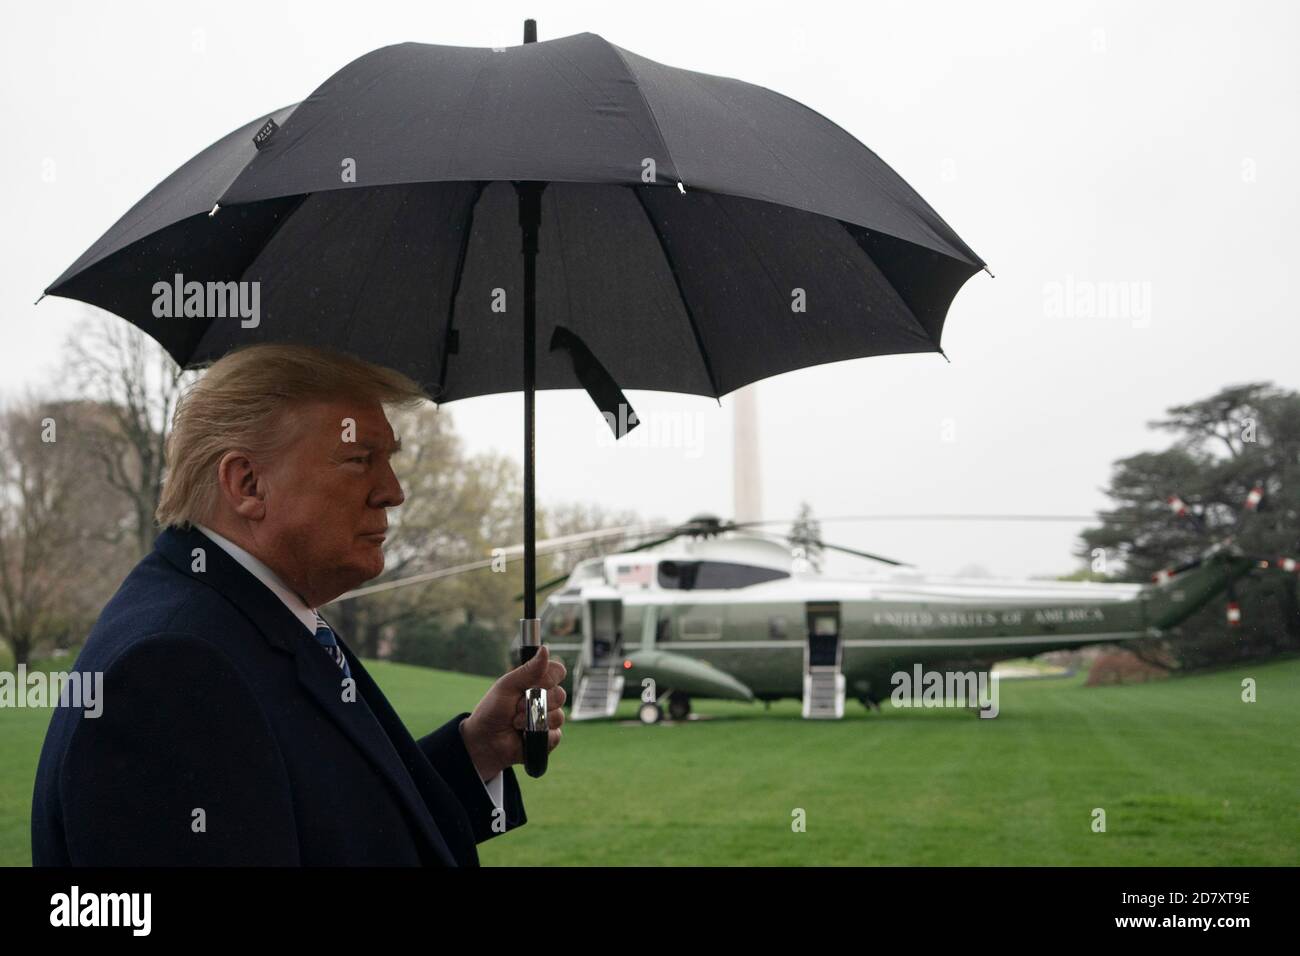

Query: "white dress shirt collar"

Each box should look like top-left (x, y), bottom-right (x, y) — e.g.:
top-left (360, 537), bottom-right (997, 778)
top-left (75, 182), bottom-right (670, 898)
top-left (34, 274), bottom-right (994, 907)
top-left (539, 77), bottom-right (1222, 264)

top-left (195, 523), bottom-right (506, 807)
top-left (195, 524), bottom-right (319, 635)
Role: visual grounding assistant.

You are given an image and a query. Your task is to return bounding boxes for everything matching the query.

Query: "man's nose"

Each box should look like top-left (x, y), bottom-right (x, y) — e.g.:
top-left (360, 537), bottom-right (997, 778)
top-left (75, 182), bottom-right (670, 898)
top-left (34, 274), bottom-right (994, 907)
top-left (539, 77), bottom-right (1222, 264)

top-left (371, 459), bottom-right (405, 508)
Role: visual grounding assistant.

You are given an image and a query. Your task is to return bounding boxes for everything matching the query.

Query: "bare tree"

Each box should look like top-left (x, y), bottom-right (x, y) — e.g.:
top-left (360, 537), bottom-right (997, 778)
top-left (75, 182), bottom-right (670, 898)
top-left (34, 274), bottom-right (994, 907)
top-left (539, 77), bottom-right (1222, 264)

top-left (0, 398), bottom-right (132, 665)
top-left (540, 501), bottom-right (648, 580)
top-left (63, 316), bottom-right (193, 557)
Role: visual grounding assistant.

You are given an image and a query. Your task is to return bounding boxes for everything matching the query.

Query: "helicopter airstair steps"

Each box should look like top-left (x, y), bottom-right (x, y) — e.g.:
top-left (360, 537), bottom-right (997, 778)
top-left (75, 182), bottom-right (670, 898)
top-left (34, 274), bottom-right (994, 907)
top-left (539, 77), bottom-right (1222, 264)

top-left (570, 667), bottom-right (625, 720)
top-left (802, 666), bottom-right (845, 719)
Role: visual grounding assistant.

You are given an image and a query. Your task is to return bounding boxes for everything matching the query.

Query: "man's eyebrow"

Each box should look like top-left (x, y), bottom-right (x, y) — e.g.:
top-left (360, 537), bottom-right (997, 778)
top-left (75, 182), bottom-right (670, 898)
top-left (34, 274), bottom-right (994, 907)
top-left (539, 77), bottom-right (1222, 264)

top-left (332, 436), bottom-right (402, 453)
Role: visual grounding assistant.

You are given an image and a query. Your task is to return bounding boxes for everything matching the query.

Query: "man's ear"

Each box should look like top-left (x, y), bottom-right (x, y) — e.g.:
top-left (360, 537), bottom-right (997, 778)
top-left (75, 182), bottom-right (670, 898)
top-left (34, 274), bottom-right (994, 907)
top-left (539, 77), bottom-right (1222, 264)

top-left (216, 450), bottom-right (266, 521)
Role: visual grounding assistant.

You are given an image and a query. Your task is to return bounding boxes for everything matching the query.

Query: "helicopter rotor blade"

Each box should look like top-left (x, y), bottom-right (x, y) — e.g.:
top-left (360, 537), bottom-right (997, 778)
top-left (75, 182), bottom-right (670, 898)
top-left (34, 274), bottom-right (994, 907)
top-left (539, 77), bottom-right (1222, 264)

top-left (1232, 482), bottom-right (1267, 541)
top-left (1162, 484), bottom-right (1267, 568)
top-left (813, 539), bottom-right (913, 568)
top-left (1226, 579), bottom-right (1242, 628)
top-left (623, 530), bottom-right (693, 553)
top-left (1240, 554), bottom-right (1300, 574)
top-left (1166, 494), bottom-right (1209, 536)
top-left (730, 513), bottom-right (1140, 526)
top-left (332, 523), bottom-right (676, 604)
top-left (363, 507), bottom-right (1187, 606)
top-left (523, 570), bottom-right (579, 601)
top-left (746, 528), bottom-right (912, 568)
top-left (512, 516), bottom-right (756, 602)
top-left (1151, 556), bottom-right (1204, 584)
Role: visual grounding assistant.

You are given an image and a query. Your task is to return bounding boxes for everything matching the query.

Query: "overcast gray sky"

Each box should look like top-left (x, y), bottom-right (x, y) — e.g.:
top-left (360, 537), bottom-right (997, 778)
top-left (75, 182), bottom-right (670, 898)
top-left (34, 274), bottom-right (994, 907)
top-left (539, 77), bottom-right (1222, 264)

top-left (4, 0), bottom-right (1297, 578)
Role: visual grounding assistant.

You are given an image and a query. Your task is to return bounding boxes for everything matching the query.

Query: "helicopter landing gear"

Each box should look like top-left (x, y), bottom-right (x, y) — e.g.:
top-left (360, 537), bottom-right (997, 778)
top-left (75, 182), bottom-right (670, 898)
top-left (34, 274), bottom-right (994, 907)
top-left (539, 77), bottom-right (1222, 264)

top-left (668, 693), bottom-right (692, 721)
top-left (858, 695), bottom-right (882, 713)
top-left (638, 701), bottom-right (664, 725)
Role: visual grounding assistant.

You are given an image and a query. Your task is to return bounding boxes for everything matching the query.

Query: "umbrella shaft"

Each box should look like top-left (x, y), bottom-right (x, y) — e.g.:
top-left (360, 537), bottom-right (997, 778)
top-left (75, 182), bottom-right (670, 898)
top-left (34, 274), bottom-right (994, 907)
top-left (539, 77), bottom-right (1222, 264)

top-left (518, 182), bottom-right (544, 619)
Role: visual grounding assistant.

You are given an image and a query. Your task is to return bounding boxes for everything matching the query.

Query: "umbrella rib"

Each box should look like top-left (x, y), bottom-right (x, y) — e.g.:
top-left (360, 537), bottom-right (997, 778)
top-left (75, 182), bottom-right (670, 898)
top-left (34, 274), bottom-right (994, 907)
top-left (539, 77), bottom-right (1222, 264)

top-left (436, 180), bottom-right (488, 400)
top-left (710, 195), bottom-right (797, 309)
top-left (187, 192), bottom-right (311, 366)
top-left (606, 43), bottom-right (683, 187)
top-left (683, 71), bottom-right (821, 208)
top-left (840, 220), bottom-right (947, 354)
top-left (630, 187), bottom-right (721, 399)
top-left (549, 186), bottom-right (578, 343)
top-left (239, 194), bottom-right (311, 276)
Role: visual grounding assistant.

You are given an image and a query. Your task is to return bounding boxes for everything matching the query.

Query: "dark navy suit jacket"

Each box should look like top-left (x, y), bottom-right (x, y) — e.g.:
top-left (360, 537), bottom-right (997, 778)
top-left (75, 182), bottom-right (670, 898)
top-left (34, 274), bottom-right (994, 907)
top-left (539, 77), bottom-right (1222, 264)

top-left (31, 526), bottom-right (526, 865)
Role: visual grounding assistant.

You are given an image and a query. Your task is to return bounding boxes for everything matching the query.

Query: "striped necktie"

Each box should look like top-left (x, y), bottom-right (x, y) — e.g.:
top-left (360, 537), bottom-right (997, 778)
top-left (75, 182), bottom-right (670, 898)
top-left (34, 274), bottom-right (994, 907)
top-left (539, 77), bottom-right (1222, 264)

top-left (313, 613), bottom-right (352, 679)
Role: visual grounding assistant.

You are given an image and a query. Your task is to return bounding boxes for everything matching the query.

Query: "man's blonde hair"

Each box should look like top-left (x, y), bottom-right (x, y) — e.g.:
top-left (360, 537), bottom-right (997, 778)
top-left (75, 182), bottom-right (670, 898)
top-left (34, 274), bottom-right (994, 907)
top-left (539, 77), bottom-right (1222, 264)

top-left (156, 344), bottom-right (427, 529)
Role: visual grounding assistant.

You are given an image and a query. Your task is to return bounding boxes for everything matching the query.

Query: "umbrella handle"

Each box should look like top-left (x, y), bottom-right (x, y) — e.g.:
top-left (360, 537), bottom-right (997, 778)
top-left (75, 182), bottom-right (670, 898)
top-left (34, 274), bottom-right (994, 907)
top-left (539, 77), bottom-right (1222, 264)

top-left (522, 682), bottom-right (549, 778)
top-left (519, 619), bottom-right (548, 778)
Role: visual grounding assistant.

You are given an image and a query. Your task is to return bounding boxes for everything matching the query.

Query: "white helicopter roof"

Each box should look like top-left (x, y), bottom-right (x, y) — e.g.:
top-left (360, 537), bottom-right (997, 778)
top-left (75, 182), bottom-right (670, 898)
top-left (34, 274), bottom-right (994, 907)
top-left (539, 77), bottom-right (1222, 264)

top-left (555, 529), bottom-right (1144, 605)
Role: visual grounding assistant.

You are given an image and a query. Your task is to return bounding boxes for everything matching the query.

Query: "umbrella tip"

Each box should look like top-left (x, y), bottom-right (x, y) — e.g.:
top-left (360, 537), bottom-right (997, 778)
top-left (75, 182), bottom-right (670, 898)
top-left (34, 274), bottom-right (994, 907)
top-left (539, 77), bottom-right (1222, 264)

top-left (982, 264), bottom-right (995, 278)
top-left (33, 293), bottom-right (46, 306)
top-left (209, 203), bottom-right (221, 218)
top-left (937, 347), bottom-right (951, 364)
top-left (523, 19), bottom-right (537, 43)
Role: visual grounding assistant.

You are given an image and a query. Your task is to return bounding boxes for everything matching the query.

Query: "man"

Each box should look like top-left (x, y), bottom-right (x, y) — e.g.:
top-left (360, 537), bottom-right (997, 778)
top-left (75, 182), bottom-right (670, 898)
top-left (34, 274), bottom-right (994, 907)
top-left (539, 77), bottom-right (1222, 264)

top-left (31, 344), bottom-right (565, 865)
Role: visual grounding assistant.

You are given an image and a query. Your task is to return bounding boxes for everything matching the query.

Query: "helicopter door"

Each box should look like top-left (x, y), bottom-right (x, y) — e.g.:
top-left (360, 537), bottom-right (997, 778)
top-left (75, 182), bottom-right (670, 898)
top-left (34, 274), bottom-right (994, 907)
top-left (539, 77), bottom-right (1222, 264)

top-left (588, 597), bottom-right (623, 667)
top-left (571, 590), bottom-right (626, 721)
top-left (803, 602), bottom-right (846, 719)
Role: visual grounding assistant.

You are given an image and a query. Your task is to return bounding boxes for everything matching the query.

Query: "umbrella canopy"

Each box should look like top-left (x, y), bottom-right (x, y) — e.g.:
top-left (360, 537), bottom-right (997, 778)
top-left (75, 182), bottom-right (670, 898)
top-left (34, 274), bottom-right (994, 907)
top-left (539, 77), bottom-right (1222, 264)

top-left (47, 23), bottom-right (986, 777)
top-left (47, 30), bottom-right (984, 402)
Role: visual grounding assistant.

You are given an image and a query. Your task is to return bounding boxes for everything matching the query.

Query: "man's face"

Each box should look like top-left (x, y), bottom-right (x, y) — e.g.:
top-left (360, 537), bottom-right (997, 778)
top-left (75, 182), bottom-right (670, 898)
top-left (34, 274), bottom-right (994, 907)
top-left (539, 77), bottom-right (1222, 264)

top-left (253, 398), bottom-right (404, 606)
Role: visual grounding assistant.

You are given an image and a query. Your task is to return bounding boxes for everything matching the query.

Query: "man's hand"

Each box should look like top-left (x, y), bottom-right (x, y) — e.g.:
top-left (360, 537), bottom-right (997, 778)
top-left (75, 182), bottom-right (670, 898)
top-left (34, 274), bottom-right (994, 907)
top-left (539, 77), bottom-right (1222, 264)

top-left (460, 645), bottom-right (566, 781)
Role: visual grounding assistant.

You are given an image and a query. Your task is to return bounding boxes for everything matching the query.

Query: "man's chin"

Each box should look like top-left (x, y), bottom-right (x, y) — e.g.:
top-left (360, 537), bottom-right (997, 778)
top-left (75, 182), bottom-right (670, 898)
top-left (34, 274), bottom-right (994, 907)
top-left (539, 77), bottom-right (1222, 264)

top-left (353, 545), bottom-right (386, 582)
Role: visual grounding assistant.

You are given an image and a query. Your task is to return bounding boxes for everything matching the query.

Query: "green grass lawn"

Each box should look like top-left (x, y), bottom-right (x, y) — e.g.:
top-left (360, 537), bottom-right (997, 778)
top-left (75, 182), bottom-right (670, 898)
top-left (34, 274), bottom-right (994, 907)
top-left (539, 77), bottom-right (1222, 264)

top-left (3, 649), bottom-right (1297, 866)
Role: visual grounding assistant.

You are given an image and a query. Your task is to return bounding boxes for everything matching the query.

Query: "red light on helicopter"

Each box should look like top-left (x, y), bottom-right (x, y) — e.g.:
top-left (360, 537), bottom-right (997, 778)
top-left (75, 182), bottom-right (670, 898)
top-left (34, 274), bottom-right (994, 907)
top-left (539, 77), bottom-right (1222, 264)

top-left (623, 660), bottom-right (633, 669)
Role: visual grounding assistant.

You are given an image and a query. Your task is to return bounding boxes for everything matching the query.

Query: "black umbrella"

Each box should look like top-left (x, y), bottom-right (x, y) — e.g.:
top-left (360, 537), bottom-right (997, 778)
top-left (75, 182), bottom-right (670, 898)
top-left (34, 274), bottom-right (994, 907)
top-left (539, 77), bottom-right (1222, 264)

top-left (46, 20), bottom-right (986, 775)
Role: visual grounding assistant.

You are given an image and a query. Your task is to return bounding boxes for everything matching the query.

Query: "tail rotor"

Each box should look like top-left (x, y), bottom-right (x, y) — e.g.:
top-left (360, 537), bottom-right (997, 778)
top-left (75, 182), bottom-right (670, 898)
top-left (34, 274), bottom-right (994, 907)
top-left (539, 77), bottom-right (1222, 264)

top-left (1156, 482), bottom-right (1297, 628)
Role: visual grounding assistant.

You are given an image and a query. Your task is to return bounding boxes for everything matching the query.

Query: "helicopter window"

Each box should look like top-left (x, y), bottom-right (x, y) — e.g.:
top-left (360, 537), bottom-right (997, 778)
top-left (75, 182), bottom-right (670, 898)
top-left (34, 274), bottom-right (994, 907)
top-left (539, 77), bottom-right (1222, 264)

top-left (541, 602), bottom-right (582, 640)
top-left (812, 614), bottom-right (838, 637)
top-left (657, 560), bottom-right (788, 590)
top-left (680, 617), bottom-right (722, 640)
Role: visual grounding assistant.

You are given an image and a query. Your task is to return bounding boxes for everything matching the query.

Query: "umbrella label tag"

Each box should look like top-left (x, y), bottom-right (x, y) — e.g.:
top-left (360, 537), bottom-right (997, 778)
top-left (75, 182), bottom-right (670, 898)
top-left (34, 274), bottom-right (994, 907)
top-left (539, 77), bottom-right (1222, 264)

top-left (252, 118), bottom-right (280, 150)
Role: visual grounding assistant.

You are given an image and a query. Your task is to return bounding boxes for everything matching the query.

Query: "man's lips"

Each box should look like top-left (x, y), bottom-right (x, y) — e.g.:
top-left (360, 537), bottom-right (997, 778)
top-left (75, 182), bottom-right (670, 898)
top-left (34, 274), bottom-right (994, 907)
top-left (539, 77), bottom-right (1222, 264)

top-left (359, 530), bottom-right (387, 541)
